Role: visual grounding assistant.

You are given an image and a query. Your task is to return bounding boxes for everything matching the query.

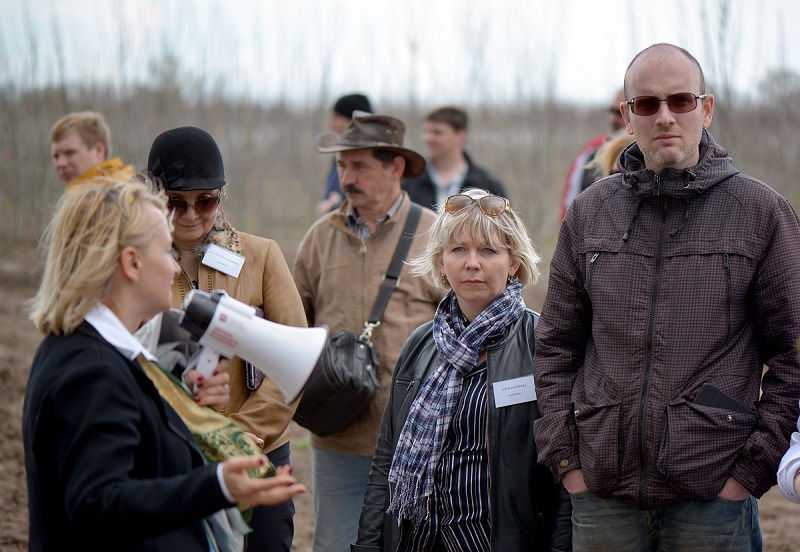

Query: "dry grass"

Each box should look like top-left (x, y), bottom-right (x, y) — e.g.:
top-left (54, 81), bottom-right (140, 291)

top-left (1, 83), bottom-right (800, 548)
top-left (2, 85), bottom-right (798, 305)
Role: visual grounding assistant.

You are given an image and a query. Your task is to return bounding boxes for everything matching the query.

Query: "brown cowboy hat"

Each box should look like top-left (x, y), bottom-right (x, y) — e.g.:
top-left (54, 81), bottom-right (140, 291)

top-left (314, 113), bottom-right (426, 178)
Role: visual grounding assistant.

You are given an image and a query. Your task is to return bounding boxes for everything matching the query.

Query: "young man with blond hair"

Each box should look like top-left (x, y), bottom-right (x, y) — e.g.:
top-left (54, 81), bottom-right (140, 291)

top-left (50, 111), bottom-right (134, 190)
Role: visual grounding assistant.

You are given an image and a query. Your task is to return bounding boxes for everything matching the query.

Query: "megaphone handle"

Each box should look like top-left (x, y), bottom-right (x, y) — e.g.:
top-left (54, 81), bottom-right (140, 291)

top-left (193, 347), bottom-right (221, 393)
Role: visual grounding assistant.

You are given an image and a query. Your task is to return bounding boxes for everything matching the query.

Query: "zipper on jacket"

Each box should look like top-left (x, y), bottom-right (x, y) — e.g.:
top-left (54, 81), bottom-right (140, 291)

top-left (587, 252), bottom-right (600, 291)
top-left (485, 355), bottom-right (494, 549)
top-left (723, 253), bottom-right (731, 341)
top-left (653, 172), bottom-right (661, 196)
top-left (637, 196), bottom-right (667, 508)
top-left (395, 379), bottom-right (417, 416)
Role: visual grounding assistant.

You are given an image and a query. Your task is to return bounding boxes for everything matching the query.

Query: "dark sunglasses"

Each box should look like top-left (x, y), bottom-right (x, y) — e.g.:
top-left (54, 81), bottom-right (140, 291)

top-left (443, 194), bottom-right (510, 217)
top-left (626, 93), bottom-right (707, 116)
top-left (167, 195), bottom-right (221, 217)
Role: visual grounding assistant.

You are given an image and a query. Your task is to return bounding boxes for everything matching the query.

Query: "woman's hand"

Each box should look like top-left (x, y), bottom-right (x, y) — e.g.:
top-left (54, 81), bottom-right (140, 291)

top-left (184, 358), bottom-right (232, 410)
top-left (243, 432), bottom-right (265, 448)
top-left (222, 457), bottom-right (306, 507)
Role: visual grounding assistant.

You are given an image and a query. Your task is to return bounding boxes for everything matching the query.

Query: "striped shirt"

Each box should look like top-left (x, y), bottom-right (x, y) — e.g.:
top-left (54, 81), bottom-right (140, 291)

top-left (401, 364), bottom-right (490, 552)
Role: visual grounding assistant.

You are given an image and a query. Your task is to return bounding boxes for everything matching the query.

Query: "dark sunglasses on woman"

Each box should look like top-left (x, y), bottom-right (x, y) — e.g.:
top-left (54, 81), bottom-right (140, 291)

top-left (167, 195), bottom-right (221, 217)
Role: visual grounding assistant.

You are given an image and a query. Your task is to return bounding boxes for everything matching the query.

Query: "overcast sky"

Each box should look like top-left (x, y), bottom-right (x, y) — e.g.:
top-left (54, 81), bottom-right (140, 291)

top-left (2, 0), bottom-right (798, 108)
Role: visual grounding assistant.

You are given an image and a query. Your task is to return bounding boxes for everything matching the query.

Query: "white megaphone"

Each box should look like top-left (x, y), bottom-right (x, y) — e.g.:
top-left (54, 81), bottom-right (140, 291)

top-left (178, 289), bottom-right (328, 404)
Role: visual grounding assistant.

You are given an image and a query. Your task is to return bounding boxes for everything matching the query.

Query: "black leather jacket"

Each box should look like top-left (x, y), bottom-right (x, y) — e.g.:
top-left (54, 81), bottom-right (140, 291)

top-left (352, 310), bottom-right (572, 552)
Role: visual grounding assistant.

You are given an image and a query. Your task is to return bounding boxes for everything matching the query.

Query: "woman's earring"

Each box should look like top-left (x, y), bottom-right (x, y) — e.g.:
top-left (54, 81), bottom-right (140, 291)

top-left (442, 274), bottom-right (450, 287)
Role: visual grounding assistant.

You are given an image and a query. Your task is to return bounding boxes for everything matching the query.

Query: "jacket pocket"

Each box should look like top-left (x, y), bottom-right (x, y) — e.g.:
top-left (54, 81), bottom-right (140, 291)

top-left (657, 401), bottom-right (757, 499)
top-left (391, 378), bottom-right (418, 421)
top-left (585, 251), bottom-right (600, 293)
top-left (574, 394), bottom-right (622, 497)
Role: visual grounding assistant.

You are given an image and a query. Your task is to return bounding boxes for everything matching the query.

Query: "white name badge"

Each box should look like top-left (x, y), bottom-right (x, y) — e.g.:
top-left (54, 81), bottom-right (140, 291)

top-left (492, 375), bottom-right (536, 408)
top-left (201, 244), bottom-right (245, 278)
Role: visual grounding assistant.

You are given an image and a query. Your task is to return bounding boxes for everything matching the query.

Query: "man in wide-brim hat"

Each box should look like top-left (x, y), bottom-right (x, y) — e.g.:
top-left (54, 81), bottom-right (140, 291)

top-left (313, 112), bottom-right (426, 232)
top-left (294, 113), bottom-right (443, 551)
top-left (315, 112), bottom-right (425, 176)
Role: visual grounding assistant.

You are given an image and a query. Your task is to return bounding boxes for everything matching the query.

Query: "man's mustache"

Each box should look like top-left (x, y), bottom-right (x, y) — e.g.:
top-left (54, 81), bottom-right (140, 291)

top-left (343, 185), bottom-right (363, 194)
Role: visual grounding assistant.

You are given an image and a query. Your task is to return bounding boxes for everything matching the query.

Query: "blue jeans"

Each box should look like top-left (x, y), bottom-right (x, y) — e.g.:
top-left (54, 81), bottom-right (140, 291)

top-left (570, 491), bottom-right (762, 552)
top-left (311, 447), bottom-right (374, 552)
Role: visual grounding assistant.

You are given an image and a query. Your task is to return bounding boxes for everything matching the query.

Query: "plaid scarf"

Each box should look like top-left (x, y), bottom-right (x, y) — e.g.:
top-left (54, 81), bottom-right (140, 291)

top-left (387, 279), bottom-right (525, 525)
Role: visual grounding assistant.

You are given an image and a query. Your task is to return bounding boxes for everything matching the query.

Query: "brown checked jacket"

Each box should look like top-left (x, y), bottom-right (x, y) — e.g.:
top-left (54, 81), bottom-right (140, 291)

top-left (534, 130), bottom-right (800, 509)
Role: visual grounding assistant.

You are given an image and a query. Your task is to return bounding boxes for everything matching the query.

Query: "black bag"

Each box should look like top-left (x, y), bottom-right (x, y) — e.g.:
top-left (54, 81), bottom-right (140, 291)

top-left (292, 328), bottom-right (380, 437)
top-left (293, 203), bottom-right (422, 437)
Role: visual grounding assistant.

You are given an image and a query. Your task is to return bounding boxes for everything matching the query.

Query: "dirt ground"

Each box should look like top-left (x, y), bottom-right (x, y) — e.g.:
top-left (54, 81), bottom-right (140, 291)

top-left (1, 238), bottom-right (798, 551)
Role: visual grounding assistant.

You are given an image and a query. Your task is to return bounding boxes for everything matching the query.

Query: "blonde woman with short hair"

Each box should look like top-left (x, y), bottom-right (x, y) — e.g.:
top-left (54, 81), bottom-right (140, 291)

top-left (354, 189), bottom-right (571, 551)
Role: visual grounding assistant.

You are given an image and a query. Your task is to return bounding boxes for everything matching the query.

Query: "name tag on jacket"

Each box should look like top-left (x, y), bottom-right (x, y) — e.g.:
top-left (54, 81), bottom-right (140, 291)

top-left (492, 375), bottom-right (536, 408)
top-left (202, 244), bottom-right (245, 278)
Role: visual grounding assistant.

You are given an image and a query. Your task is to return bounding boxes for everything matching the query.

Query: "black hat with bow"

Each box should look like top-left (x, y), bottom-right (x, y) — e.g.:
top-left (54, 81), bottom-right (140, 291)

top-left (147, 126), bottom-right (226, 191)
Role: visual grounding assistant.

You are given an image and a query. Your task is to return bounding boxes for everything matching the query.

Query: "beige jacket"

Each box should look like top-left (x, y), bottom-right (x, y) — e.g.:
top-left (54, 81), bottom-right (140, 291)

top-left (171, 231), bottom-right (307, 453)
top-left (293, 193), bottom-right (443, 455)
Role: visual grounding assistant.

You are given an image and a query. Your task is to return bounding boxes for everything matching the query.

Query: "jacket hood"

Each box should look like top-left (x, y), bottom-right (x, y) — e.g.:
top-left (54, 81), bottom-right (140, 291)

top-left (619, 130), bottom-right (739, 199)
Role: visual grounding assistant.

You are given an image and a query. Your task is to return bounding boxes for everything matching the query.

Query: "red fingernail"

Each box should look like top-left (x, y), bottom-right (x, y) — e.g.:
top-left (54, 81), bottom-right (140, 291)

top-left (259, 458), bottom-right (265, 465)
top-left (197, 382), bottom-right (203, 388)
top-left (288, 466), bottom-right (293, 475)
top-left (197, 376), bottom-right (204, 382)
top-left (213, 370), bottom-right (219, 376)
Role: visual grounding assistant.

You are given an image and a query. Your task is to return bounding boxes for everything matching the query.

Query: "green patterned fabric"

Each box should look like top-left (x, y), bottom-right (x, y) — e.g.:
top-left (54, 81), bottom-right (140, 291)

top-left (137, 356), bottom-right (274, 484)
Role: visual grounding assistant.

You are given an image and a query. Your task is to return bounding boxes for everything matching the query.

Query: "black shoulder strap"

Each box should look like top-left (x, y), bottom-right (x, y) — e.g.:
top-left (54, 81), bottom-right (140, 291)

top-left (367, 203), bottom-right (423, 324)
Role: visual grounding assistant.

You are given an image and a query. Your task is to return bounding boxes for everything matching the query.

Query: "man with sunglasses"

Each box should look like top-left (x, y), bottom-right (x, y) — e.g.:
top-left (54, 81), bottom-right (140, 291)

top-left (294, 113), bottom-right (443, 552)
top-left (535, 43), bottom-right (800, 551)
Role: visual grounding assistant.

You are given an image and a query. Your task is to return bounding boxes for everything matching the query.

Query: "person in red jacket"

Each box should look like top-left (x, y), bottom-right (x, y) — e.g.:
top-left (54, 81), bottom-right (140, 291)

top-left (560, 89), bottom-right (625, 220)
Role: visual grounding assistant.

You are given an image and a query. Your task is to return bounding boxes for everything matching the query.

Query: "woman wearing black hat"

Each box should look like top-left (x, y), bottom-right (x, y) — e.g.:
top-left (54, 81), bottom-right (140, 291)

top-left (147, 126), bottom-right (308, 552)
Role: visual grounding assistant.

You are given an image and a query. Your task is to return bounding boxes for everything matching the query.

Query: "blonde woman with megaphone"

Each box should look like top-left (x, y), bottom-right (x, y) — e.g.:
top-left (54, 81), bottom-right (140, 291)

top-left (23, 181), bottom-right (305, 552)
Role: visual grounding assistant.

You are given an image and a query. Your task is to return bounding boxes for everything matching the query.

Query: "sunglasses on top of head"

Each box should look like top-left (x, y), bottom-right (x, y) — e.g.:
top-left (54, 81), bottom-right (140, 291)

top-left (626, 93), bottom-right (707, 116)
top-left (443, 194), bottom-right (510, 217)
top-left (166, 195), bottom-right (221, 217)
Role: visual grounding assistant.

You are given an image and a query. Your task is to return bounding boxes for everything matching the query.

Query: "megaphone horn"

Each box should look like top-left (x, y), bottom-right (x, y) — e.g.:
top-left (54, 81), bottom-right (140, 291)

top-left (179, 289), bottom-right (327, 404)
